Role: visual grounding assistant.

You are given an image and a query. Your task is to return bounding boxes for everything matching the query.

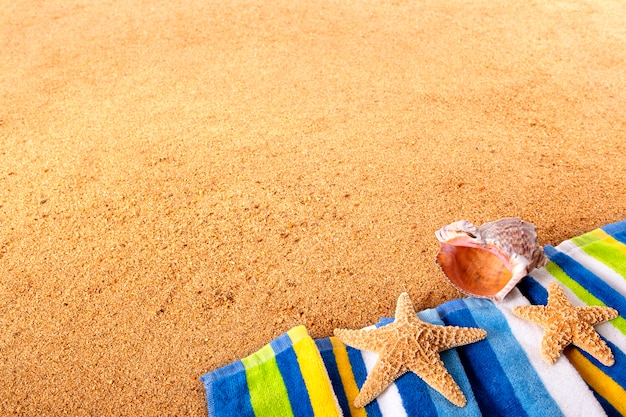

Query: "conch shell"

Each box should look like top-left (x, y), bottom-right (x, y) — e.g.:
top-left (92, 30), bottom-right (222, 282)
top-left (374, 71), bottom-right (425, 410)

top-left (435, 217), bottom-right (548, 302)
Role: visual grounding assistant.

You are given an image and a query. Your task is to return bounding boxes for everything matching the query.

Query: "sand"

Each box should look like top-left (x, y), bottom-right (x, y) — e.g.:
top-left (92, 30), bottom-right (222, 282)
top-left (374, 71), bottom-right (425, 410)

top-left (1, 0), bottom-right (625, 415)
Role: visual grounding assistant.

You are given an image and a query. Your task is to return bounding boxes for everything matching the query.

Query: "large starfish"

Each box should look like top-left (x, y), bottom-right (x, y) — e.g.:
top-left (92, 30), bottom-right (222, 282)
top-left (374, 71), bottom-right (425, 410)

top-left (512, 282), bottom-right (619, 366)
top-left (334, 292), bottom-right (486, 408)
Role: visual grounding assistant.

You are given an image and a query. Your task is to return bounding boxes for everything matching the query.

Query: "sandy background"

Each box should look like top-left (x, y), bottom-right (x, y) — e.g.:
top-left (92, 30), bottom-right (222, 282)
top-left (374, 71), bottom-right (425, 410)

top-left (1, 0), bottom-right (625, 415)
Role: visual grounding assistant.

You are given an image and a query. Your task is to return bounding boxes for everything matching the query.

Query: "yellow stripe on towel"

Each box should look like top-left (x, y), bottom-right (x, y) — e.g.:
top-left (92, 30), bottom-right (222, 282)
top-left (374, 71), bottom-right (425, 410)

top-left (565, 347), bottom-right (626, 415)
top-left (289, 327), bottom-right (343, 417)
top-left (589, 228), bottom-right (626, 253)
top-left (330, 336), bottom-right (368, 417)
top-left (582, 229), bottom-right (626, 276)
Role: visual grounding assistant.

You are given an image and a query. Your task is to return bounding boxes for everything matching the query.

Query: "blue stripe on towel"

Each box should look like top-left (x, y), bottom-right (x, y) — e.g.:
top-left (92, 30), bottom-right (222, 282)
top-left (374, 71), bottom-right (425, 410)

top-left (463, 298), bottom-right (564, 416)
top-left (271, 336), bottom-right (315, 417)
top-left (416, 309), bottom-right (482, 417)
top-left (517, 276), bottom-right (549, 305)
top-left (201, 360), bottom-right (255, 417)
top-left (437, 300), bottom-right (528, 417)
top-left (394, 371), bottom-right (438, 416)
top-left (544, 246), bottom-right (626, 313)
top-left (347, 346), bottom-right (383, 417)
top-left (594, 392), bottom-right (622, 417)
top-left (315, 338), bottom-right (352, 417)
top-left (602, 222), bottom-right (626, 245)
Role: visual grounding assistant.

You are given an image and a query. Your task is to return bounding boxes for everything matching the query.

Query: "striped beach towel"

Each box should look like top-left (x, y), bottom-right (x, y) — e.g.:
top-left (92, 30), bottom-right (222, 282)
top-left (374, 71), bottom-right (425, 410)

top-left (317, 290), bottom-right (606, 417)
top-left (201, 326), bottom-right (343, 417)
top-left (201, 220), bottom-right (626, 417)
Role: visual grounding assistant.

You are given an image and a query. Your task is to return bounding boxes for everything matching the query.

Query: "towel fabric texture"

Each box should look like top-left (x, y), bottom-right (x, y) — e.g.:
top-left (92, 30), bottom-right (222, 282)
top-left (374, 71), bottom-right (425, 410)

top-left (201, 221), bottom-right (626, 416)
top-left (201, 326), bottom-right (343, 417)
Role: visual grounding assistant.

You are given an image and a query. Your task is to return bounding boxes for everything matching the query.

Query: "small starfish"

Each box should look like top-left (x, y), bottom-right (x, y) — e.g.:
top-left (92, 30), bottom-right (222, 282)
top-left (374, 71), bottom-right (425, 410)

top-left (334, 292), bottom-right (486, 408)
top-left (512, 282), bottom-right (619, 366)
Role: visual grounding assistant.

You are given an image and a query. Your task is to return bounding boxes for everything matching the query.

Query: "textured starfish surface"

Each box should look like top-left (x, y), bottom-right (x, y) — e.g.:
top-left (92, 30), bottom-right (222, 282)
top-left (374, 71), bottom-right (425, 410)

top-left (333, 292), bottom-right (486, 408)
top-left (512, 282), bottom-right (619, 366)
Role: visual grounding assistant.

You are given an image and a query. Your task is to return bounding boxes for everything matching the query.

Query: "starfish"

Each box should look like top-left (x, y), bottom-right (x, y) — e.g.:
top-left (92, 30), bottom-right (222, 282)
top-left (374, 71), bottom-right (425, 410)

top-left (512, 282), bottom-right (619, 366)
top-left (333, 292), bottom-right (486, 408)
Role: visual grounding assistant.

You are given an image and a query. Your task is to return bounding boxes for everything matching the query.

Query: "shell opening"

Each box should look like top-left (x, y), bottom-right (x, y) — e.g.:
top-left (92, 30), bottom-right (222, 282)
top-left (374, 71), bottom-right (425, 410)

top-left (436, 243), bottom-right (513, 297)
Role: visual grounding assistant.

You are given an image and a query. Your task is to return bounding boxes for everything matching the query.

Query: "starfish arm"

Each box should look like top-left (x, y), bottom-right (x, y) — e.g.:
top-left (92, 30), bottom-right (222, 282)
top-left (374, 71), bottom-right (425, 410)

top-left (435, 325), bottom-right (487, 350)
top-left (394, 292), bottom-right (417, 322)
top-left (573, 325), bottom-right (615, 366)
top-left (334, 327), bottom-right (387, 353)
top-left (578, 306), bottom-right (619, 326)
top-left (547, 283), bottom-right (572, 309)
top-left (541, 328), bottom-right (572, 364)
top-left (409, 355), bottom-right (467, 407)
top-left (512, 305), bottom-right (549, 326)
top-left (353, 356), bottom-right (405, 408)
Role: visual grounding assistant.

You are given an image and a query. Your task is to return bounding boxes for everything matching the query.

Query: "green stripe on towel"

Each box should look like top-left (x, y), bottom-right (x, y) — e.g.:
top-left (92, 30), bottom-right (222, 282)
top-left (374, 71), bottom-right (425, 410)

top-left (242, 343), bottom-right (295, 417)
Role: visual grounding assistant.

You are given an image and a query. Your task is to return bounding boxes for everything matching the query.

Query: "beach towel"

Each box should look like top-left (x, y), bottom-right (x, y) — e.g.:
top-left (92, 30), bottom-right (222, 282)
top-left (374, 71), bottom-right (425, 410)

top-left (317, 289), bottom-right (606, 417)
top-left (201, 220), bottom-right (626, 417)
top-left (200, 326), bottom-right (343, 417)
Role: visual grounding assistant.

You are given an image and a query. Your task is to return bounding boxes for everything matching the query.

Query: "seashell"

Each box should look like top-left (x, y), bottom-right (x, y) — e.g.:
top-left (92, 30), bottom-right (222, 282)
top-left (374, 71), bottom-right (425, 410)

top-left (435, 217), bottom-right (548, 302)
